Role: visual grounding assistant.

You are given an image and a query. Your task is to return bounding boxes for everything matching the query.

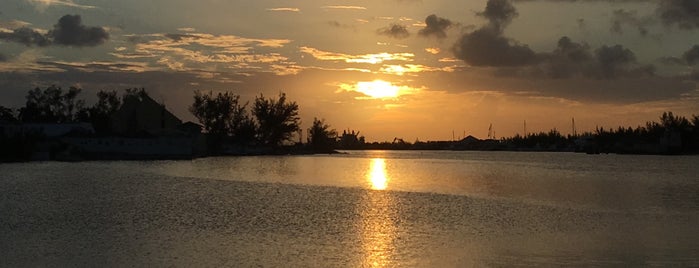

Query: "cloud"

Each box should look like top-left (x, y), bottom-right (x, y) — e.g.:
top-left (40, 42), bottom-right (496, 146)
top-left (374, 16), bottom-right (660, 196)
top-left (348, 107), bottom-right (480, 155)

top-left (478, 0), bottom-right (518, 31)
top-left (327, 21), bottom-right (354, 29)
top-left (377, 24), bottom-right (410, 39)
top-left (321, 6), bottom-right (366, 10)
top-left (453, 0), bottom-right (651, 79)
top-left (0, 27), bottom-right (52, 47)
top-left (0, 19), bottom-right (32, 29)
top-left (419, 67), bottom-right (694, 104)
top-left (682, 45), bottom-right (699, 65)
top-left (25, 0), bottom-right (96, 10)
top-left (425, 47), bottom-right (440, 54)
top-left (300, 46), bottom-right (414, 64)
top-left (379, 64), bottom-right (455, 75)
top-left (48, 15), bottom-right (109, 47)
top-left (417, 14), bottom-right (453, 38)
top-left (452, 0), bottom-right (538, 67)
top-left (610, 9), bottom-right (653, 36)
top-left (595, 44), bottom-right (638, 78)
top-left (266, 7), bottom-right (301, 12)
top-left (538, 36), bottom-right (594, 78)
top-left (113, 32), bottom-right (292, 73)
top-left (525, 37), bottom-right (651, 79)
top-left (657, 0), bottom-right (699, 30)
top-left (453, 27), bottom-right (538, 67)
top-left (513, 0), bottom-right (652, 2)
top-left (0, 53), bottom-right (7, 62)
top-left (517, 0), bottom-right (697, 31)
top-left (0, 15), bottom-right (109, 47)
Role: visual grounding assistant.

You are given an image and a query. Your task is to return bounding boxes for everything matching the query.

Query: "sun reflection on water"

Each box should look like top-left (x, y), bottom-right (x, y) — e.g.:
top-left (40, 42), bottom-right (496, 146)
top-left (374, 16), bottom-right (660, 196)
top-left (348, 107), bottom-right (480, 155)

top-left (361, 158), bottom-right (396, 267)
top-left (368, 158), bottom-right (389, 190)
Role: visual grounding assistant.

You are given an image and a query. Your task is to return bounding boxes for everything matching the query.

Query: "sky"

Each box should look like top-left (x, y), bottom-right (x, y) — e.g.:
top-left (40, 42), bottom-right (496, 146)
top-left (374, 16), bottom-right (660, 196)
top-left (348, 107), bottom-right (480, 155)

top-left (1, 0), bottom-right (698, 141)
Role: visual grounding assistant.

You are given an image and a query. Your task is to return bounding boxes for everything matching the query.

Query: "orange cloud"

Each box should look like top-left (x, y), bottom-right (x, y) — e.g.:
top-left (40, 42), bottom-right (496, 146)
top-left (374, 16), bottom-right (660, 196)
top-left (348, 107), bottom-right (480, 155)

top-left (300, 47), bottom-right (413, 64)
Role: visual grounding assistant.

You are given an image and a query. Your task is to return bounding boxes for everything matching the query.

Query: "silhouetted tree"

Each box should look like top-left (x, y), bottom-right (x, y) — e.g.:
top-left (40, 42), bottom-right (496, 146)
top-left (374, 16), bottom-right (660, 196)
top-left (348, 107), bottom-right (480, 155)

top-left (77, 90), bottom-right (122, 134)
top-left (19, 85), bottom-right (84, 123)
top-left (191, 91), bottom-right (238, 136)
top-left (307, 117), bottom-right (337, 152)
top-left (660, 111), bottom-right (691, 130)
top-left (190, 90), bottom-right (256, 149)
top-left (0, 106), bottom-right (17, 122)
top-left (253, 92), bottom-right (300, 147)
top-left (338, 129), bottom-right (365, 149)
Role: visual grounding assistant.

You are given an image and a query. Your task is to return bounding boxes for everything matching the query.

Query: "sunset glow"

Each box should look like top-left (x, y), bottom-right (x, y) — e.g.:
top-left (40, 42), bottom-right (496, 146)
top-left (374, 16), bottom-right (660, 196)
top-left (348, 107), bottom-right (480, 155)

top-left (0, 0), bottom-right (697, 141)
top-left (3, 0), bottom-right (699, 266)
top-left (340, 80), bottom-right (419, 99)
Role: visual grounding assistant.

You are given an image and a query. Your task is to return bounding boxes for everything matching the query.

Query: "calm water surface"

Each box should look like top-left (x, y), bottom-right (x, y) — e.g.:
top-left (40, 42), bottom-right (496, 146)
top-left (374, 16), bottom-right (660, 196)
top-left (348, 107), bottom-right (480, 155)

top-left (2, 151), bottom-right (698, 266)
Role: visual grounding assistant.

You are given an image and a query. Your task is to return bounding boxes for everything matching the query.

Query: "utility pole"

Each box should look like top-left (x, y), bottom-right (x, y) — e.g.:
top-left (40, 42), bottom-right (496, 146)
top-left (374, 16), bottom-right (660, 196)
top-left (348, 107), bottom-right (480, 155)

top-left (524, 120), bottom-right (527, 137)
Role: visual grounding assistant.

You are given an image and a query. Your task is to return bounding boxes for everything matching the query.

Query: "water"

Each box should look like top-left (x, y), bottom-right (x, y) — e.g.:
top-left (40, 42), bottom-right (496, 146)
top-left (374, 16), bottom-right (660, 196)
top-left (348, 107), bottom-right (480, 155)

top-left (1, 151), bottom-right (698, 266)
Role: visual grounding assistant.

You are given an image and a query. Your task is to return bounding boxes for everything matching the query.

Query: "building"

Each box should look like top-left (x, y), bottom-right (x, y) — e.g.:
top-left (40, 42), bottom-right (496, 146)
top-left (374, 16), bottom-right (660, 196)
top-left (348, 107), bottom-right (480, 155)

top-left (111, 90), bottom-right (182, 136)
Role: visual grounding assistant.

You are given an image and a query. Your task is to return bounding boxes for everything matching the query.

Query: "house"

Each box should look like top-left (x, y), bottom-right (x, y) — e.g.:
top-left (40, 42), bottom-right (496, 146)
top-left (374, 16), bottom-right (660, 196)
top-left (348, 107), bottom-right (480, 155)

top-left (62, 90), bottom-right (205, 159)
top-left (111, 90), bottom-right (182, 136)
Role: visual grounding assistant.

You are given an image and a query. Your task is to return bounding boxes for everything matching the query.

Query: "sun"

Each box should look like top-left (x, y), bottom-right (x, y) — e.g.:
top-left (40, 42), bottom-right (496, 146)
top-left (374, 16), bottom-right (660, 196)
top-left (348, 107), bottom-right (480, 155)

top-left (355, 80), bottom-right (400, 99)
top-left (338, 79), bottom-right (420, 100)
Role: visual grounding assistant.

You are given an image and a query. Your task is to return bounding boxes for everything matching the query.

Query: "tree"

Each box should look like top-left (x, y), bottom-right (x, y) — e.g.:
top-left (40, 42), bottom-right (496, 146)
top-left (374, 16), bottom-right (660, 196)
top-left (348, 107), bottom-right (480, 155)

top-left (189, 90), bottom-right (256, 147)
top-left (253, 92), bottom-right (300, 147)
top-left (339, 129), bottom-right (365, 149)
top-left (19, 85), bottom-right (84, 123)
top-left (0, 106), bottom-right (17, 122)
top-left (307, 118), bottom-right (337, 152)
top-left (78, 90), bottom-right (122, 134)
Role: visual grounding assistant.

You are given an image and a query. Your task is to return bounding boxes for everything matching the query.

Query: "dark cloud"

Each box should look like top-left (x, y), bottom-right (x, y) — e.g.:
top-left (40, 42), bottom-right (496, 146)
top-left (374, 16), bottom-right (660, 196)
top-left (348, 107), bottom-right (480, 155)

top-left (48, 15), bottom-right (109, 47)
top-left (595, 45), bottom-right (637, 78)
top-left (420, 66), bottom-right (693, 103)
top-left (376, 24), bottom-right (410, 39)
top-left (658, 0), bottom-right (699, 30)
top-left (478, 0), bottom-right (518, 31)
top-left (682, 45), bottom-right (699, 65)
top-left (453, 0), bottom-right (537, 67)
top-left (658, 56), bottom-right (685, 65)
top-left (610, 9), bottom-right (653, 36)
top-left (690, 71), bottom-right (699, 81)
top-left (514, 0), bottom-right (652, 2)
top-left (518, 0), bottom-right (699, 32)
top-left (164, 33), bottom-right (197, 41)
top-left (418, 14), bottom-right (453, 38)
top-left (327, 21), bottom-right (356, 31)
top-left (538, 38), bottom-right (650, 79)
top-left (539, 36), bottom-right (594, 78)
top-left (0, 15), bottom-right (108, 47)
top-left (453, 27), bottom-right (538, 67)
top-left (0, 27), bottom-right (52, 47)
top-left (555, 36), bottom-right (593, 62)
top-left (0, 53), bottom-right (7, 62)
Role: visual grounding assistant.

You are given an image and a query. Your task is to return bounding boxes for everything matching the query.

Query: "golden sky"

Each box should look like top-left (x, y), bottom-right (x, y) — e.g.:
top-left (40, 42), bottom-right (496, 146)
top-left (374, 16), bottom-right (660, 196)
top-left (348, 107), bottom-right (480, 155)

top-left (1, 0), bottom-right (698, 141)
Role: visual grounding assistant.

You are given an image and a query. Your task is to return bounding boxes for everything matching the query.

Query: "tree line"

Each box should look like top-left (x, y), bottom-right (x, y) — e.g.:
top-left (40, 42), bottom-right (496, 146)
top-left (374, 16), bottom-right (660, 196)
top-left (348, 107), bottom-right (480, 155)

top-left (0, 86), bottom-right (345, 157)
top-left (2, 85), bottom-right (698, 158)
